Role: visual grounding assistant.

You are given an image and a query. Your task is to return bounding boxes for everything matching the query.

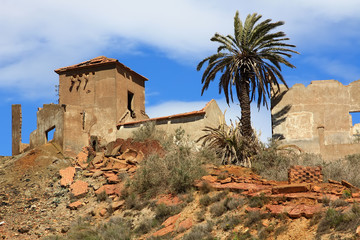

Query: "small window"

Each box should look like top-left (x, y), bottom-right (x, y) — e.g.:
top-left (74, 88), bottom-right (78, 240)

top-left (46, 126), bottom-right (55, 142)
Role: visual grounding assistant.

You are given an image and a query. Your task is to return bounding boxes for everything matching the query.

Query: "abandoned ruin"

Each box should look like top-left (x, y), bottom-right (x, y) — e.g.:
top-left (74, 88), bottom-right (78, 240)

top-left (11, 56), bottom-right (224, 156)
top-left (272, 80), bottom-right (360, 160)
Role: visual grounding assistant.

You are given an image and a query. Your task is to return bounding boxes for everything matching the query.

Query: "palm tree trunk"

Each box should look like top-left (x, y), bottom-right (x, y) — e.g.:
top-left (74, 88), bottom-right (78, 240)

top-left (239, 81), bottom-right (253, 137)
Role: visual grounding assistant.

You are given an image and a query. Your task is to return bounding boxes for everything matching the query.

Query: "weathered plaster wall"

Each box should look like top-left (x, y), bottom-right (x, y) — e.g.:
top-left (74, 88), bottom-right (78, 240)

top-left (12, 104), bottom-right (22, 155)
top-left (30, 104), bottom-right (65, 149)
top-left (117, 100), bottom-right (225, 143)
top-left (272, 80), bottom-right (360, 160)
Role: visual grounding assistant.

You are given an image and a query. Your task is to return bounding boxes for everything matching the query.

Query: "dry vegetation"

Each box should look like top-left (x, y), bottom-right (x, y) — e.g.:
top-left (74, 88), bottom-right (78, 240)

top-left (19, 123), bottom-right (360, 239)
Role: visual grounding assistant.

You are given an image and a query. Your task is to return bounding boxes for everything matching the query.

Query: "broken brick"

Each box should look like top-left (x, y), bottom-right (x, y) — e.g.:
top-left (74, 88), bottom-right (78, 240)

top-left (70, 180), bottom-right (88, 198)
top-left (59, 166), bottom-right (75, 187)
top-left (68, 201), bottom-right (83, 210)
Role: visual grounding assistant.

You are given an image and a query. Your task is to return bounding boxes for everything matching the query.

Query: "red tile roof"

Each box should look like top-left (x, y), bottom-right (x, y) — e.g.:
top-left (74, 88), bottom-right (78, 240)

top-left (54, 56), bottom-right (148, 81)
top-left (117, 99), bottom-right (215, 127)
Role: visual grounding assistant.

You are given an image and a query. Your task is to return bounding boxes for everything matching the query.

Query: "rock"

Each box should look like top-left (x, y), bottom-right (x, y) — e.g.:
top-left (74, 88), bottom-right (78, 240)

top-left (61, 226), bottom-right (70, 233)
top-left (303, 205), bottom-right (322, 218)
top-left (92, 170), bottom-right (103, 178)
top-left (288, 206), bottom-right (302, 218)
top-left (157, 194), bottom-right (182, 206)
top-left (272, 184), bottom-right (310, 194)
top-left (220, 177), bottom-right (232, 184)
top-left (162, 213), bottom-right (181, 227)
top-left (353, 192), bottom-right (360, 198)
top-left (70, 180), bottom-right (88, 198)
top-left (266, 205), bottom-right (287, 215)
top-left (99, 208), bottom-right (107, 217)
top-left (68, 201), bottom-right (83, 210)
top-left (92, 155), bottom-right (104, 164)
top-left (76, 150), bottom-right (89, 169)
top-left (59, 167), bottom-right (76, 187)
top-left (328, 179), bottom-right (342, 185)
top-left (110, 145), bottom-right (121, 156)
top-left (18, 225), bottom-right (30, 234)
top-left (111, 200), bottom-right (125, 211)
top-left (177, 218), bottom-right (192, 231)
top-left (127, 166), bottom-right (137, 173)
top-left (312, 186), bottom-right (322, 192)
top-left (245, 207), bottom-right (262, 213)
top-left (95, 183), bottom-right (123, 196)
top-left (201, 175), bottom-right (218, 183)
top-left (153, 224), bottom-right (175, 237)
top-left (135, 150), bottom-right (145, 163)
top-left (107, 174), bottom-right (120, 184)
top-left (356, 225), bottom-right (360, 236)
top-left (342, 180), bottom-right (360, 191)
top-left (112, 161), bottom-right (128, 170)
top-left (119, 149), bottom-right (138, 162)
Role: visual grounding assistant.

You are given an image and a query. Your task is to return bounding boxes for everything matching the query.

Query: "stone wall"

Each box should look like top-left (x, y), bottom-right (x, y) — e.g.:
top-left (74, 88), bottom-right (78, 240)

top-left (117, 99), bottom-right (225, 143)
top-left (272, 80), bottom-right (360, 160)
top-left (30, 104), bottom-right (65, 149)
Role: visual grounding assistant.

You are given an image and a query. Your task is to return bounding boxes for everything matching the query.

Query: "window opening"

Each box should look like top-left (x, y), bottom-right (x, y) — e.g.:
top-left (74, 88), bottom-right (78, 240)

top-left (128, 91), bottom-right (135, 117)
top-left (350, 112), bottom-right (360, 142)
top-left (46, 126), bottom-right (55, 142)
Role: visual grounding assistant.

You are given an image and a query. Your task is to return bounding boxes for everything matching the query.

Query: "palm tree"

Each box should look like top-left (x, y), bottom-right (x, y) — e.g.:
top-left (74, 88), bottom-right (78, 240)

top-left (197, 11), bottom-right (298, 138)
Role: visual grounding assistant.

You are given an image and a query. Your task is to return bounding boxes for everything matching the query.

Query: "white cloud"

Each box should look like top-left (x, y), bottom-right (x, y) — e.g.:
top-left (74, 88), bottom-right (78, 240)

top-left (146, 98), bottom-right (271, 142)
top-left (1, 0), bottom-right (360, 99)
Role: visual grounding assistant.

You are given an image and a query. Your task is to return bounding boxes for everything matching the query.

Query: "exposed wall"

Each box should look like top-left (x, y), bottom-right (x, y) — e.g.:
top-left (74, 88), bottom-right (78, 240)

top-left (272, 80), bottom-right (360, 160)
top-left (30, 104), bottom-right (65, 149)
top-left (12, 104), bottom-right (22, 155)
top-left (117, 100), bottom-right (225, 143)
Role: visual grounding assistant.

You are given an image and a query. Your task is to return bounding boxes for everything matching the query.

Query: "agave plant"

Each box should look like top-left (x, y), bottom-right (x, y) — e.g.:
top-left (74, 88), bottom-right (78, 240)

top-left (198, 120), bottom-right (259, 167)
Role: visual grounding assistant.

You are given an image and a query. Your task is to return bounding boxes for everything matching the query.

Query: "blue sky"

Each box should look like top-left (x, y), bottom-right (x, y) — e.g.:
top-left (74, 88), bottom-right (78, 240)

top-left (1, 0), bottom-right (360, 156)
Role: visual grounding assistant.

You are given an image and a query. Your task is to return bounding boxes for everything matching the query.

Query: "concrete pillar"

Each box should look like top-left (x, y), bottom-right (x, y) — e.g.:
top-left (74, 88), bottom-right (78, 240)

top-left (12, 104), bottom-right (22, 156)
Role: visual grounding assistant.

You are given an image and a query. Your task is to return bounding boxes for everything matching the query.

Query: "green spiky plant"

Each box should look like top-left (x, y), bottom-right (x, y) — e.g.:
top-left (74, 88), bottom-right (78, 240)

top-left (197, 11), bottom-right (298, 138)
top-left (197, 120), bottom-right (259, 166)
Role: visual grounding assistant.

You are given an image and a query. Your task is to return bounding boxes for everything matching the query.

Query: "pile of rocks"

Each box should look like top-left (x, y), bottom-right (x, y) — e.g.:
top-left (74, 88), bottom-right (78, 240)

top-left (195, 165), bottom-right (360, 219)
top-left (59, 138), bottom-right (163, 215)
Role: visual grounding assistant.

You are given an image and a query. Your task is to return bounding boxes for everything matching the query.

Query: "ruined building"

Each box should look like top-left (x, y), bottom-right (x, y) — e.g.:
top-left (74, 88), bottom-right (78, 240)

top-left (272, 80), bottom-right (360, 160)
top-left (12, 56), bottom-right (224, 156)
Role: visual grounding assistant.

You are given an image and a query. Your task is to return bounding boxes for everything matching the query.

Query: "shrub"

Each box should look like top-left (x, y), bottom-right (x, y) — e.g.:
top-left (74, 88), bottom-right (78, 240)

top-left (96, 191), bottom-right (108, 202)
top-left (248, 193), bottom-right (269, 208)
top-left (132, 121), bottom-right (157, 142)
top-left (154, 203), bottom-right (182, 223)
top-left (97, 217), bottom-right (132, 240)
top-left (199, 195), bottom-right (212, 207)
top-left (211, 191), bottom-right (228, 202)
top-left (182, 222), bottom-right (213, 240)
top-left (210, 201), bottom-right (227, 217)
top-left (330, 199), bottom-right (349, 208)
top-left (224, 197), bottom-right (243, 210)
top-left (135, 218), bottom-right (157, 235)
top-left (219, 215), bottom-right (241, 231)
top-left (195, 209), bottom-right (206, 222)
top-left (199, 181), bottom-right (212, 194)
top-left (245, 211), bottom-right (263, 227)
top-left (130, 128), bottom-right (206, 197)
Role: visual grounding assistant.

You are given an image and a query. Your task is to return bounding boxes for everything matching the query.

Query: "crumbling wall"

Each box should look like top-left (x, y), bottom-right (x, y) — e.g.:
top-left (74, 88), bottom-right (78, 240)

top-left (12, 104), bottom-right (22, 155)
top-left (30, 104), bottom-right (65, 149)
top-left (117, 100), bottom-right (225, 143)
top-left (272, 80), bottom-right (360, 160)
